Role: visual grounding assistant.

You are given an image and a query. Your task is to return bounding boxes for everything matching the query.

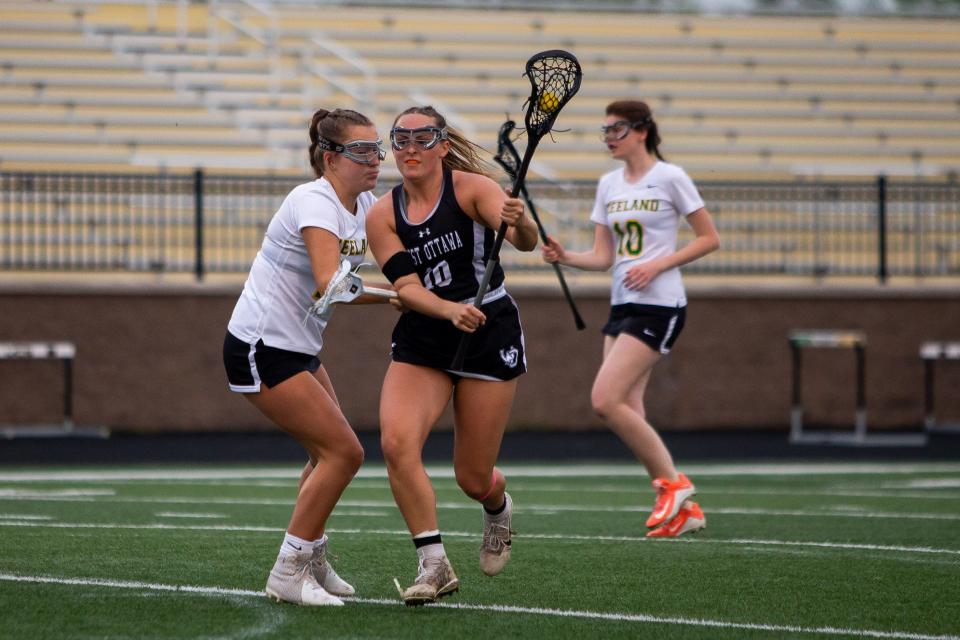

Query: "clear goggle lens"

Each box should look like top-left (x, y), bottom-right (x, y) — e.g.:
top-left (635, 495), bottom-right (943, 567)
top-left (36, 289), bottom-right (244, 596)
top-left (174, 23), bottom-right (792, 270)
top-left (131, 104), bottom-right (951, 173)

top-left (390, 126), bottom-right (448, 150)
top-left (600, 120), bottom-right (642, 142)
top-left (342, 139), bottom-right (386, 164)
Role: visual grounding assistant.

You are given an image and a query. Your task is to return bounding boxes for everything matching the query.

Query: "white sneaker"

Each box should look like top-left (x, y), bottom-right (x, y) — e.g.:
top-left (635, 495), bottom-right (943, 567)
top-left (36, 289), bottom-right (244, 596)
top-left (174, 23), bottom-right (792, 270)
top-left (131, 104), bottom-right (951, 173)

top-left (401, 555), bottom-right (459, 606)
top-left (479, 492), bottom-right (513, 576)
top-left (265, 548), bottom-right (344, 606)
top-left (311, 538), bottom-right (355, 597)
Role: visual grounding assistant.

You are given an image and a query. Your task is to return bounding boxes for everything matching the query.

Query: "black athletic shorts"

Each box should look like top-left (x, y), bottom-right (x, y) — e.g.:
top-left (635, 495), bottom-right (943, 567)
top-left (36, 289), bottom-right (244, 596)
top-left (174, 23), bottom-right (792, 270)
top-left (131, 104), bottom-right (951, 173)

top-left (223, 331), bottom-right (320, 392)
top-left (601, 303), bottom-right (686, 354)
top-left (391, 294), bottom-right (526, 382)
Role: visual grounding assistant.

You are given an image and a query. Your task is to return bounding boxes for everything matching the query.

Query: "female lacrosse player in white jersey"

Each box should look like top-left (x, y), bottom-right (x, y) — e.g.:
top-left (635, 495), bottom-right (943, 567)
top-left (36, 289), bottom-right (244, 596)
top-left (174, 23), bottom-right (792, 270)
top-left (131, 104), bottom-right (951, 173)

top-left (223, 108), bottom-right (390, 606)
top-left (542, 100), bottom-right (720, 538)
top-left (366, 106), bottom-right (537, 605)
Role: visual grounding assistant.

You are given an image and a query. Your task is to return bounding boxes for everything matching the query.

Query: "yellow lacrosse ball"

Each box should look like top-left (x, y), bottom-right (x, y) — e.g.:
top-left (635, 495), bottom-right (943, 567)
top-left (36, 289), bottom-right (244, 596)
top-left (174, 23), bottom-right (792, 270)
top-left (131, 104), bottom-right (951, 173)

top-left (538, 90), bottom-right (560, 114)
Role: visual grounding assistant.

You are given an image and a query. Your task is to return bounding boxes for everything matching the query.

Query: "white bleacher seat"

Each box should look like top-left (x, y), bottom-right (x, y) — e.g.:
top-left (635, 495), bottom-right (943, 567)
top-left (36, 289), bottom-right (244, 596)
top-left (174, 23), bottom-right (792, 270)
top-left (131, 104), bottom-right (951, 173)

top-left (1, 2), bottom-right (959, 178)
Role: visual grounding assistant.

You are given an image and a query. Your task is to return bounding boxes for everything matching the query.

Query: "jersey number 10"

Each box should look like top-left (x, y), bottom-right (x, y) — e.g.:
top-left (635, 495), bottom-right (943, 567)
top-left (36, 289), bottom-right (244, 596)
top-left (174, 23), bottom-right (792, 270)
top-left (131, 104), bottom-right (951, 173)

top-left (423, 260), bottom-right (453, 290)
top-left (612, 220), bottom-right (643, 257)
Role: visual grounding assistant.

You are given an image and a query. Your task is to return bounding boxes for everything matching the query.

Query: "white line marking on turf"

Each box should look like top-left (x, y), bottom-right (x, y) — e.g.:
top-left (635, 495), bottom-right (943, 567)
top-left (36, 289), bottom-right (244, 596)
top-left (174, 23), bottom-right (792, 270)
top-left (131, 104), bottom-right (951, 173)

top-left (3, 493), bottom-right (955, 523)
top-left (0, 488), bottom-right (115, 497)
top-left (0, 462), bottom-right (959, 482)
top-left (1, 520), bottom-right (957, 558)
top-left (0, 573), bottom-right (955, 640)
top-left (0, 514), bottom-right (52, 521)
top-left (881, 479), bottom-right (960, 489)
top-left (706, 507), bottom-right (960, 522)
top-left (526, 485), bottom-right (960, 501)
top-left (155, 512), bottom-right (227, 519)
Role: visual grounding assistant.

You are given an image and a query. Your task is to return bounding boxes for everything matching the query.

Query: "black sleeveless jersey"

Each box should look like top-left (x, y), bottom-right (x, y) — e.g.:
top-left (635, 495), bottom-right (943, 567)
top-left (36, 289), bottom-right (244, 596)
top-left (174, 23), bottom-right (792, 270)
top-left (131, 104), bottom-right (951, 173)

top-left (390, 168), bottom-right (505, 303)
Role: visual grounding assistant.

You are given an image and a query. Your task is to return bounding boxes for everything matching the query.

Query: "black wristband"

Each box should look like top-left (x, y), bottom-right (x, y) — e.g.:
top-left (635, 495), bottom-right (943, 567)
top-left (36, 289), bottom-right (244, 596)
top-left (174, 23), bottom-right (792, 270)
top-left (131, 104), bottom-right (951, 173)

top-left (382, 251), bottom-right (417, 283)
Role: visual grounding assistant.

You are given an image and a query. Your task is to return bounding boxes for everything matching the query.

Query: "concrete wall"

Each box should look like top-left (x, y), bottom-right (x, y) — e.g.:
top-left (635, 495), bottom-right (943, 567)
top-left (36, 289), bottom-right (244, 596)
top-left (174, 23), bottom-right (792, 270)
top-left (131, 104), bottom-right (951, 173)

top-left (1, 280), bottom-right (958, 433)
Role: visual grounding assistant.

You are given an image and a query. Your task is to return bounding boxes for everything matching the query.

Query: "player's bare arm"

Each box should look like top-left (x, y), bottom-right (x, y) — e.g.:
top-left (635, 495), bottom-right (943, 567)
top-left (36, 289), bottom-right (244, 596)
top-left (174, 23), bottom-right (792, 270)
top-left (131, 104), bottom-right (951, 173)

top-left (454, 171), bottom-right (538, 251)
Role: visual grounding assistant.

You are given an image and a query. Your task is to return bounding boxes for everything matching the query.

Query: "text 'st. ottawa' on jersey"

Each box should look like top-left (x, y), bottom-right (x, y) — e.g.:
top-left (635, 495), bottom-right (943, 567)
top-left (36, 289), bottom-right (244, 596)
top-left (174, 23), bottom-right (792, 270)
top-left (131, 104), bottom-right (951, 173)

top-left (390, 168), bottom-right (505, 304)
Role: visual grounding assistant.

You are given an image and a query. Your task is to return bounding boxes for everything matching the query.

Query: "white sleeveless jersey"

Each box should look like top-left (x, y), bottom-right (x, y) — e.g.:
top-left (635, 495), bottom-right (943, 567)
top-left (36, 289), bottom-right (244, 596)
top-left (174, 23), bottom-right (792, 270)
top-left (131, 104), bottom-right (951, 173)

top-left (590, 161), bottom-right (704, 308)
top-left (228, 178), bottom-right (375, 355)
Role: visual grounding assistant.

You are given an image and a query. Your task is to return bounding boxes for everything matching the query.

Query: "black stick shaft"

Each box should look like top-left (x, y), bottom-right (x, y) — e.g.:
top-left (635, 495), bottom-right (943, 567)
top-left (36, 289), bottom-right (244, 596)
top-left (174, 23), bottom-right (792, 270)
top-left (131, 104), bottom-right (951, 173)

top-left (450, 138), bottom-right (540, 370)
top-left (519, 184), bottom-right (585, 330)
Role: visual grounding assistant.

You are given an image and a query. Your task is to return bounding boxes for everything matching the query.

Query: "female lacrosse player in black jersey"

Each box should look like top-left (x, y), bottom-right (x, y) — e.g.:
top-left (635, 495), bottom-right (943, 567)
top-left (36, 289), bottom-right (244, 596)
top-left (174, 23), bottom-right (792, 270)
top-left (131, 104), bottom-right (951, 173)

top-left (366, 106), bottom-right (538, 605)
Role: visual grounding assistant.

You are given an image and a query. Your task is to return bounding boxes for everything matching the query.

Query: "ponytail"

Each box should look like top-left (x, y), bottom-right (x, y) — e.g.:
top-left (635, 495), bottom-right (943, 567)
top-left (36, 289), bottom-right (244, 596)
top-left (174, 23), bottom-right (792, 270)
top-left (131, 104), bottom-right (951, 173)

top-left (308, 108), bottom-right (374, 177)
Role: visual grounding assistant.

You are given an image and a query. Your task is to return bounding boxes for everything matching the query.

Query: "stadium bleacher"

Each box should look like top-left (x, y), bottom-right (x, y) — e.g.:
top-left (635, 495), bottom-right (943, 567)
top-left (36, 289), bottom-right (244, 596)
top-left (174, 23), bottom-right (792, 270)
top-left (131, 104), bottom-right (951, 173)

top-left (1, 1), bottom-right (958, 278)
top-left (1, 1), bottom-right (959, 179)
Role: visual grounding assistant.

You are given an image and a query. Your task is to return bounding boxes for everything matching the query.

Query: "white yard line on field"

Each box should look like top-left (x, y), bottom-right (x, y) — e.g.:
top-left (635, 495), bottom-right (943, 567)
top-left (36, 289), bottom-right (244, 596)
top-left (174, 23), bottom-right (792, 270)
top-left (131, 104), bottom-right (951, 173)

top-left (0, 572), bottom-right (955, 640)
top-left (0, 514), bottom-right (52, 521)
top-left (1, 520), bottom-right (958, 558)
top-left (881, 479), bottom-right (960, 489)
top-left (0, 488), bottom-right (116, 497)
top-left (155, 512), bottom-right (228, 519)
top-left (521, 485), bottom-right (960, 501)
top-left (1, 492), bottom-right (956, 523)
top-left (1, 462), bottom-right (959, 483)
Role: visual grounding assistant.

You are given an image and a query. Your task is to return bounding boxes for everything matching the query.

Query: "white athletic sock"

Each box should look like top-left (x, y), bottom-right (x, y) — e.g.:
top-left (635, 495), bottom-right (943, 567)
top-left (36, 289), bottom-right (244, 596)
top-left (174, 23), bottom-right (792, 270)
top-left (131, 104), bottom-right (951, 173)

top-left (413, 529), bottom-right (445, 561)
top-left (278, 532), bottom-right (314, 558)
top-left (313, 534), bottom-right (329, 547)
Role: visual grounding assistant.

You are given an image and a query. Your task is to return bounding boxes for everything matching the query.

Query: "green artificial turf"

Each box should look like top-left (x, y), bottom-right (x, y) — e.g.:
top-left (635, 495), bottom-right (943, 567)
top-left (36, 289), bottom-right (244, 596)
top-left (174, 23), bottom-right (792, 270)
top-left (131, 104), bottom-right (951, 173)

top-left (1, 461), bottom-right (958, 639)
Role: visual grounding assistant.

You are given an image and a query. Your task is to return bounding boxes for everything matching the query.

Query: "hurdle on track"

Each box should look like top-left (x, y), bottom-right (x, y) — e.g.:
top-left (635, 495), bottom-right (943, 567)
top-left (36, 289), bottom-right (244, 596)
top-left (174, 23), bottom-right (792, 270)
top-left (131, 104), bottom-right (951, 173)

top-left (921, 341), bottom-right (960, 434)
top-left (0, 341), bottom-right (108, 439)
top-left (788, 330), bottom-right (927, 447)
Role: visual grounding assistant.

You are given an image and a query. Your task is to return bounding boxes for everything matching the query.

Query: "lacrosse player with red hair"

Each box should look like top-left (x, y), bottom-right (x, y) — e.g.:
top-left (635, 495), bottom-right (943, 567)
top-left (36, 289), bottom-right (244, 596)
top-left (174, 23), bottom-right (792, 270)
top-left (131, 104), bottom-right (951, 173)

top-left (222, 108), bottom-right (393, 606)
top-left (366, 106), bottom-right (538, 606)
top-left (542, 100), bottom-right (720, 538)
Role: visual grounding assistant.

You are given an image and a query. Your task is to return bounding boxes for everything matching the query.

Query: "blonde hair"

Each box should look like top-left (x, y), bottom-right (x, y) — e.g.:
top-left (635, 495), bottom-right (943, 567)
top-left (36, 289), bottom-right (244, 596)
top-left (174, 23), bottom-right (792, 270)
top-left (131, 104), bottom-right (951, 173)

top-left (393, 106), bottom-right (495, 179)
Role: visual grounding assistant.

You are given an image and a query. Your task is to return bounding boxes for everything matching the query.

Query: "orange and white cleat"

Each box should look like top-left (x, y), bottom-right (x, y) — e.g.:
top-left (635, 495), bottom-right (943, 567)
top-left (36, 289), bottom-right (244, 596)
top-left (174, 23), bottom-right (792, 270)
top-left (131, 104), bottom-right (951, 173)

top-left (646, 501), bottom-right (706, 538)
top-left (646, 473), bottom-right (697, 529)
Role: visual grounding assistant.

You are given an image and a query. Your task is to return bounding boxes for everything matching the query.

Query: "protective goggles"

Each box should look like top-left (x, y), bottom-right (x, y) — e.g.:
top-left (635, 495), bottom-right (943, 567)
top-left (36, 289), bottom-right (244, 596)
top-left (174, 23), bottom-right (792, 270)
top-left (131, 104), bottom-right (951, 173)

top-left (317, 137), bottom-right (386, 164)
top-left (600, 119), bottom-right (648, 141)
top-left (390, 126), bottom-right (448, 151)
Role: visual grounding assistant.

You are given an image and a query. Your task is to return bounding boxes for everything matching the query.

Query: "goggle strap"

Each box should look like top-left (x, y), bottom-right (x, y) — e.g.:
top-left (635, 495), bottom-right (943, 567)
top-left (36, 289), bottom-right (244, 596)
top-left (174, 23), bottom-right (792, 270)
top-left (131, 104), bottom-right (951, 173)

top-left (316, 136), bottom-right (345, 153)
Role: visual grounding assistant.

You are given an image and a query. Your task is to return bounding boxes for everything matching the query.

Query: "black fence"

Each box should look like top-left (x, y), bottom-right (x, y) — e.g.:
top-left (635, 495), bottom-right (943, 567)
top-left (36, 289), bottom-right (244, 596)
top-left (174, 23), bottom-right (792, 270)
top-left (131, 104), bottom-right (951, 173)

top-left (2, 170), bottom-right (958, 281)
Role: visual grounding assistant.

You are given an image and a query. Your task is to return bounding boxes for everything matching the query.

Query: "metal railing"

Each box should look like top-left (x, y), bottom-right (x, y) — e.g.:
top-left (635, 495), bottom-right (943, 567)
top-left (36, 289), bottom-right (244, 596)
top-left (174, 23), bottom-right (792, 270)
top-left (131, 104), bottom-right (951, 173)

top-left (2, 170), bottom-right (958, 281)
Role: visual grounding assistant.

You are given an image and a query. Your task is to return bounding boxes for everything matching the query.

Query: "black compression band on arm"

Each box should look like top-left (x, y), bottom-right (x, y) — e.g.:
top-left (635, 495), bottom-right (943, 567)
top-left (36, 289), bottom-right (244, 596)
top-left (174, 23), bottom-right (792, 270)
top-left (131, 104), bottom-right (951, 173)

top-left (382, 251), bottom-right (417, 283)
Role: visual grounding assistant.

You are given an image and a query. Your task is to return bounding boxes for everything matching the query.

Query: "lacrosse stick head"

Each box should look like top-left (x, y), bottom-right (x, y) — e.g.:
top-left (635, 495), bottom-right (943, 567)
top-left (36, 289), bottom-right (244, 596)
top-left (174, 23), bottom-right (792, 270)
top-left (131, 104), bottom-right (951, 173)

top-left (493, 119), bottom-right (520, 180)
top-left (523, 50), bottom-right (582, 140)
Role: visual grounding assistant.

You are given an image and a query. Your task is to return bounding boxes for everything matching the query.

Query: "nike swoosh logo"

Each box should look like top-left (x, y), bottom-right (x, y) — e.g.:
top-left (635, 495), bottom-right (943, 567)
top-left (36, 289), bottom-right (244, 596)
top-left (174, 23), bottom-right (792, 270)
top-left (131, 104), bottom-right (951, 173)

top-left (643, 329), bottom-right (656, 337)
top-left (285, 542), bottom-right (302, 551)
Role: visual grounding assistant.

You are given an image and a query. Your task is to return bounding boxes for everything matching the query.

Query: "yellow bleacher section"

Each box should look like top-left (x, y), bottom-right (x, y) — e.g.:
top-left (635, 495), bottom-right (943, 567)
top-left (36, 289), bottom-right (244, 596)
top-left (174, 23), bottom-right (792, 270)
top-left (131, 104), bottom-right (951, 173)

top-left (1, 2), bottom-right (959, 180)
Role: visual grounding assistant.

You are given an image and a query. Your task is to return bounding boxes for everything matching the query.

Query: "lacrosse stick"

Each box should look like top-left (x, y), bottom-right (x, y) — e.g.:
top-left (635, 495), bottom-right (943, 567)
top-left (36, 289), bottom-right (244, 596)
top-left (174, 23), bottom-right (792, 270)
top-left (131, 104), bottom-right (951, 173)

top-left (451, 49), bottom-right (582, 369)
top-left (494, 119), bottom-right (585, 331)
top-left (308, 259), bottom-right (397, 319)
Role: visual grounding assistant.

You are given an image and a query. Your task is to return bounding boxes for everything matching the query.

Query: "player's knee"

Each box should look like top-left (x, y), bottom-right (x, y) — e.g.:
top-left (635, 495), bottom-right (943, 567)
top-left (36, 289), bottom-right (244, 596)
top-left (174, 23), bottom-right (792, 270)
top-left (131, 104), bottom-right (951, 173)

top-left (455, 468), bottom-right (492, 501)
top-left (591, 387), bottom-right (615, 420)
top-left (311, 437), bottom-right (364, 475)
top-left (338, 440), bottom-right (365, 475)
top-left (380, 430), bottom-right (415, 467)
